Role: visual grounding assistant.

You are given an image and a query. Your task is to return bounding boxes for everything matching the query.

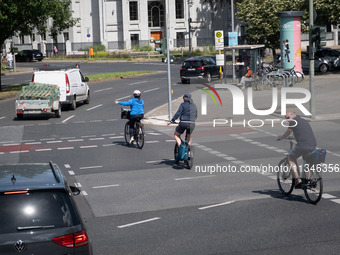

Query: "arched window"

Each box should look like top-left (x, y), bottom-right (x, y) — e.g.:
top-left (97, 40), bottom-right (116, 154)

top-left (148, 1), bottom-right (165, 27)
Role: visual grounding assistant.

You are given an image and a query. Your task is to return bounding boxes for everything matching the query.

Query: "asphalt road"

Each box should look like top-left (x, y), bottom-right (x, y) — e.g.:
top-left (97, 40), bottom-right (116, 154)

top-left (1, 62), bottom-right (340, 254)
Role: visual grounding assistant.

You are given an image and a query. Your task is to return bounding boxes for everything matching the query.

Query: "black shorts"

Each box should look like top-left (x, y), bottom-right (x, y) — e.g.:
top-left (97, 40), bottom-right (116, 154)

top-left (175, 122), bottom-right (195, 135)
top-left (289, 146), bottom-right (314, 162)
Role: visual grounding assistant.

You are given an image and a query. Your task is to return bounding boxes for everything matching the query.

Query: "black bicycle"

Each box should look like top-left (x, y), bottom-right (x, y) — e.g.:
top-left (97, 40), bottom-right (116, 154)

top-left (277, 136), bottom-right (325, 204)
top-left (121, 108), bottom-right (145, 149)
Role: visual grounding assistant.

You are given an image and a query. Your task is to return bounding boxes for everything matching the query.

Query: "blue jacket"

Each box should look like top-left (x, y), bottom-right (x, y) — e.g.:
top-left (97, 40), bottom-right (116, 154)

top-left (171, 99), bottom-right (197, 123)
top-left (118, 98), bottom-right (144, 115)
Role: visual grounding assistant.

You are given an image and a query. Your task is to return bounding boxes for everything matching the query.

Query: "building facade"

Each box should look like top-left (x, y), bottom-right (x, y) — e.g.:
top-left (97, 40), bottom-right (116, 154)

top-left (5, 0), bottom-right (238, 55)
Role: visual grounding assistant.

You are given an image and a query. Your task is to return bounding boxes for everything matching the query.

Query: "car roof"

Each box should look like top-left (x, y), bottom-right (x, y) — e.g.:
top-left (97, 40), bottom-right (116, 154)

top-left (184, 56), bottom-right (210, 61)
top-left (0, 162), bottom-right (66, 192)
top-left (35, 64), bottom-right (80, 71)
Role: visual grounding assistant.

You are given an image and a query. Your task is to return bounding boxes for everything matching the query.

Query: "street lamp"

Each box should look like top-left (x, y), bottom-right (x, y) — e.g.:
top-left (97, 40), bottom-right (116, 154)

top-left (187, 0), bottom-right (193, 57)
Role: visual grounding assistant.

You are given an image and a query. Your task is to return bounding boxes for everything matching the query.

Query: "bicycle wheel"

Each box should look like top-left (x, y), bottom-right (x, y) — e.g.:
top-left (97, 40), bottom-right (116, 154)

top-left (277, 158), bottom-right (294, 196)
top-left (135, 124), bottom-right (144, 149)
top-left (124, 122), bottom-right (130, 145)
top-left (185, 146), bottom-right (194, 169)
top-left (304, 169), bottom-right (323, 204)
top-left (174, 143), bottom-right (179, 164)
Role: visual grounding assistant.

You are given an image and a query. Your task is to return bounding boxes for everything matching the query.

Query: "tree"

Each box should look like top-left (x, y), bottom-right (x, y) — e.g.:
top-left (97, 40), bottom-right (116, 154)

top-left (0, 0), bottom-right (79, 91)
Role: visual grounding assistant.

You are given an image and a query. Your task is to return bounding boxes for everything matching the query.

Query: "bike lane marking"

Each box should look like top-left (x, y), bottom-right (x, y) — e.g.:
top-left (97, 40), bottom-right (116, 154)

top-left (117, 217), bottom-right (161, 229)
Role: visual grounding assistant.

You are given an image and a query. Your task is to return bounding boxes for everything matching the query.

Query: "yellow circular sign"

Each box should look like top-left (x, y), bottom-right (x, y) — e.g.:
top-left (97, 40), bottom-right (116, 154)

top-left (216, 32), bottom-right (222, 38)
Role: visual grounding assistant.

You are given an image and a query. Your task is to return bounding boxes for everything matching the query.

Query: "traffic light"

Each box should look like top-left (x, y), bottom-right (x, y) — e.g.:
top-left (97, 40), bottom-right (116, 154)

top-left (319, 26), bottom-right (327, 48)
top-left (311, 25), bottom-right (320, 46)
top-left (155, 38), bottom-right (167, 54)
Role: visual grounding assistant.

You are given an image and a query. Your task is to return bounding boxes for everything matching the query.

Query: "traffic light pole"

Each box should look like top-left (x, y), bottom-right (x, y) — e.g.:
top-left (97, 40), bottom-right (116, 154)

top-left (166, 0), bottom-right (172, 120)
top-left (309, 0), bottom-right (315, 118)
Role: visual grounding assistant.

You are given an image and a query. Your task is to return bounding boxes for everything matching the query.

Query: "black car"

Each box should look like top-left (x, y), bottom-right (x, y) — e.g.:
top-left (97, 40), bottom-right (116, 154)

top-left (315, 48), bottom-right (340, 70)
top-left (15, 49), bottom-right (44, 62)
top-left (0, 162), bottom-right (92, 255)
top-left (180, 56), bottom-right (221, 84)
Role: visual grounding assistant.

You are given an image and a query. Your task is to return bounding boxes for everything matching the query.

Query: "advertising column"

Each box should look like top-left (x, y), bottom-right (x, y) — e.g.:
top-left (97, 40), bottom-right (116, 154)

top-left (277, 11), bottom-right (304, 72)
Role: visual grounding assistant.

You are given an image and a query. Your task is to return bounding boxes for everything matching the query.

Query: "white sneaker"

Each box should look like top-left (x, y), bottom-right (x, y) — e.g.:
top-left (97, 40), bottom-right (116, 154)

top-left (129, 137), bottom-right (135, 144)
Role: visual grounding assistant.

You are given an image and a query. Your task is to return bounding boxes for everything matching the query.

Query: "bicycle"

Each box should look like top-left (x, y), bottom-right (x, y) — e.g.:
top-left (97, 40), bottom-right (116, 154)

top-left (121, 108), bottom-right (145, 149)
top-left (277, 136), bottom-right (325, 204)
top-left (171, 123), bottom-right (194, 169)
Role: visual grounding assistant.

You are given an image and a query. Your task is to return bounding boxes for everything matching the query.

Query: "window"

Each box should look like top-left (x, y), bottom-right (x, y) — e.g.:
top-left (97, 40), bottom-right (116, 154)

top-left (176, 0), bottom-right (184, 19)
top-left (63, 32), bottom-right (69, 42)
top-left (148, 1), bottom-right (165, 27)
top-left (176, 32), bottom-right (185, 47)
top-left (129, 1), bottom-right (138, 21)
top-left (131, 34), bottom-right (139, 48)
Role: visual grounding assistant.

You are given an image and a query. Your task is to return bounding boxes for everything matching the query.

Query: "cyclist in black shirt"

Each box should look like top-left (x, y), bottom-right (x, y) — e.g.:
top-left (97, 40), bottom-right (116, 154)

top-left (278, 111), bottom-right (317, 186)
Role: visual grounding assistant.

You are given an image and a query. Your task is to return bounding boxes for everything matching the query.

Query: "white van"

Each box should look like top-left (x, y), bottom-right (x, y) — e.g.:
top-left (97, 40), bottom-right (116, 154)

top-left (32, 65), bottom-right (90, 109)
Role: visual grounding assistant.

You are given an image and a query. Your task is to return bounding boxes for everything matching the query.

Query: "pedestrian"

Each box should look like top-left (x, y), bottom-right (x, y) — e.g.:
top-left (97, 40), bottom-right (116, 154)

top-left (283, 39), bottom-right (291, 62)
top-left (54, 46), bottom-right (58, 56)
top-left (238, 65), bottom-right (253, 89)
top-left (6, 51), bottom-right (13, 68)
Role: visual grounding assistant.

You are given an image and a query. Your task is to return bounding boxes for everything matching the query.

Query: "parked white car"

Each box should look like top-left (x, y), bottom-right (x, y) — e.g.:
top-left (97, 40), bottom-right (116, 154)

top-left (32, 65), bottom-right (90, 109)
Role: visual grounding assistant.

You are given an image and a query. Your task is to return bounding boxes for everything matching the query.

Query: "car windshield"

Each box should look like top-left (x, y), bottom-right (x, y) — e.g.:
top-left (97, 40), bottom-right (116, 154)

top-left (183, 60), bottom-right (202, 67)
top-left (0, 190), bottom-right (80, 234)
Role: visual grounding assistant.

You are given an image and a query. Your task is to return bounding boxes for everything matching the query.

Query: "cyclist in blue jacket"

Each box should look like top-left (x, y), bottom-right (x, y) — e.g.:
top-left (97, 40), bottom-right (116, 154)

top-left (167, 93), bottom-right (197, 146)
top-left (115, 90), bottom-right (144, 144)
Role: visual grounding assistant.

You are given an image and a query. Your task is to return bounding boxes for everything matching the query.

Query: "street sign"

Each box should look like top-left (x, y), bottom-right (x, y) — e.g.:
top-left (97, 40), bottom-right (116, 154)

top-left (216, 54), bottom-right (224, 66)
top-left (228, 32), bottom-right (238, 46)
top-left (87, 34), bottom-right (91, 38)
top-left (215, 30), bottom-right (224, 50)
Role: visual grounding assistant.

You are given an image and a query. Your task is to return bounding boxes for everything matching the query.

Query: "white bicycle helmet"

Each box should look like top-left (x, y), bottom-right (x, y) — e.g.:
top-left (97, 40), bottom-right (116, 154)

top-left (133, 90), bottom-right (141, 97)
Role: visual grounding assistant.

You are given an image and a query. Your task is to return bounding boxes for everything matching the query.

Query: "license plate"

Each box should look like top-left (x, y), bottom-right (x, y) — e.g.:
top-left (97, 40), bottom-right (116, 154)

top-left (187, 68), bottom-right (195, 71)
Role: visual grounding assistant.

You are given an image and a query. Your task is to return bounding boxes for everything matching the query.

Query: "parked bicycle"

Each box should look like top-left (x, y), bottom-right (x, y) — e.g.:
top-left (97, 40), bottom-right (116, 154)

top-left (277, 136), bottom-right (325, 204)
top-left (121, 108), bottom-right (145, 149)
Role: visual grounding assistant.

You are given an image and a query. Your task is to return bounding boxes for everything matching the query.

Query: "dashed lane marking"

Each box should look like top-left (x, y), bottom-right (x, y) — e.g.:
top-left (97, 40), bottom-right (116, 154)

top-left (79, 165), bottom-right (103, 170)
top-left (198, 201), bottom-right (235, 210)
top-left (117, 217), bottom-right (161, 229)
top-left (86, 104), bottom-right (103, 111)
top-left (93, 184), bottom-right (120, 189)
top-left (175, 175), bottom-right (216, 181)
top-left (62, 115), bottom-right (75, 123)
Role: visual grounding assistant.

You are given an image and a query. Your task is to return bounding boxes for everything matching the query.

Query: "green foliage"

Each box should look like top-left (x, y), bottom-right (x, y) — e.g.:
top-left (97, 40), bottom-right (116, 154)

top-left (0, 0), bottom-right (78, 45)
top-left (139, 45), bottom-right (154, 52)
top-left (91, 44), bottom-right (106, 52)
top-left (1, 64), bottom-right (6, 71)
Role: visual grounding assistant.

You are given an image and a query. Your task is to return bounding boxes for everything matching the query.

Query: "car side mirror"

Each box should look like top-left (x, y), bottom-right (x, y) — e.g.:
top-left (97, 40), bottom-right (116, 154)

top-left (84, 77), bottom-right (89, 82)
top-left (70, 186), bottom-right (81, 196)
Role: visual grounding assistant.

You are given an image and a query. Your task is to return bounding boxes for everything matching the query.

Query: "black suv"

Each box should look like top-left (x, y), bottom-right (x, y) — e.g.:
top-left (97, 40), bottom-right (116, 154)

top-left (180, 56), bottom-right (221, 84)
top-left (0, 162), bottom-right (92, 255)
top-left (15, 50), bottom-right (44, 62)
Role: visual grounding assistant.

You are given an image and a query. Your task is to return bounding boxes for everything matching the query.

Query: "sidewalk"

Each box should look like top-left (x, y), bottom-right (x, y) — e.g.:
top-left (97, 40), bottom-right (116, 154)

top-left (144, 74), bottom-right (340, 127)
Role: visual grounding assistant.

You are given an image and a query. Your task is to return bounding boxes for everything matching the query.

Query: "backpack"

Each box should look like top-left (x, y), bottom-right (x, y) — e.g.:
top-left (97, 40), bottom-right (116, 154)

top-left (177, 141), bottom-right (189, 161)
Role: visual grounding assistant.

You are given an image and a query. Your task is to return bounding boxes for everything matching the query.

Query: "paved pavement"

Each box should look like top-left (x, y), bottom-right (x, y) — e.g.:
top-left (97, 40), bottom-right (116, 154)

top-left (144, 73), bottom-right (340, 126)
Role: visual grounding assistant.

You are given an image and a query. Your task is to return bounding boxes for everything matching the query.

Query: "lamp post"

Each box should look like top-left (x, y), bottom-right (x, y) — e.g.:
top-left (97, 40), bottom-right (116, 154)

top-left (187, 0), bottom-right (193, 57)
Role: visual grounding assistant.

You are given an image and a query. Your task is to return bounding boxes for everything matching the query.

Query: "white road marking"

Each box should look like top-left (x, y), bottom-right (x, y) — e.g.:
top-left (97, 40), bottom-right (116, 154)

top-left (89, 138), bottom-right (105, 141)
top-left (109, 136), bottom-right (124, 139)
top-left (68, 139), bottom-right (84, 142)
top-left (95, 88), bottom-right (112, 93)
top-left (101, 133), bottom-right (116, 137)
top-left (79, 165), bottom-right (103, 170)
top-left (80, 145), bottom-right (98, 149)
top-left (3, 143), bottom-right (20, 146)
top-left (323, 193), bottom-right (337, 199)
top-left (62, 115), bottom-right (75, 123)
top-left (25, 142), bottom-right (42, 145)
top-left (86, 104), bottom-right (103, 111)
top-left (93, 184), bottom-right (120, 189)
top-left (35, 148), bottom-right (52, 152)
top-left (331, 199), bottom-right (340, 205)
top-left (73, 121), bottom-right (86, 124)
top-left (82, 135), bottom-right (97, 138)
top-left (68, 171), bottom-right (75, 175)
top-left (144, 87), bottom-right (159, 93)
top-left (64, 164), bottom-right (71, 169)
top-left (90, 120), bottom-right (103, 123)
top-left (40, 138), bottom-right (55, 141)
top-left (0, 116), bottom-right (5, 120)
top-left (57, 147), bottom-right (74, 150)
top-left (128, 81), bottom-right (147, 86)
top-left (117, 217), bottom-right (161, 229)
top-left (103, 144), bottom-right (116, 147)
top-left (145, 141), bottom-right (159, 144)
top-left (47, 140), bottom-right (62, 144)
top-left (10, 151), bottom-right (29, 154)
top-left (81, 191), bottom-right (88, 196)
top-left (116, 95), bottom-right (130, 100)
top-left (175, 175), bottom-right (216, 181)
top-left (198, 201), bottom-right (235, 210)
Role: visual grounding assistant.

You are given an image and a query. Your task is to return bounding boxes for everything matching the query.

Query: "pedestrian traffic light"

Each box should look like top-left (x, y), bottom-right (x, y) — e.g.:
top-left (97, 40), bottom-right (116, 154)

top-left (319, 26), bottom-right (327, 48)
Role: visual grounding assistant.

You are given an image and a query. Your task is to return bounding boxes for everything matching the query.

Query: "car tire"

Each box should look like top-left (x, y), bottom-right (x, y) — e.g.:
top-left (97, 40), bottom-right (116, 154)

top-left (319, 63), bottom-right (328, 73)
top-left (17, 113), bottom-right (23, 120)
top-left (205, 72), bottom-right (211, 82)
top-left (55, 106), bottom-right (61, 118)
top-left (181, 78), bottom-right (187, 84)
top-left (70, 97), bottom-right (76, 110)
top-left (25, 57), bottom-right (31, 62)
top-left (84, 91), bottom-right (90, 104)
